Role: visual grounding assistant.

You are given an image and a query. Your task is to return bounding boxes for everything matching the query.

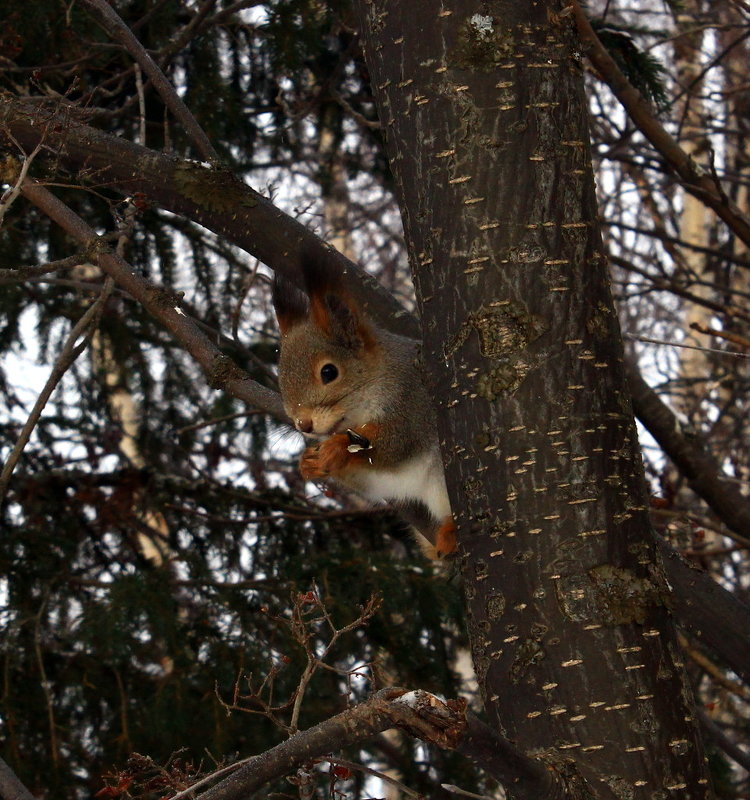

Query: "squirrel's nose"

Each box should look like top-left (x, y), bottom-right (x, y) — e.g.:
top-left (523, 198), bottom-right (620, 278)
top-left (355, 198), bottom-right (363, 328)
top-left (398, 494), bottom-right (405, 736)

top-left (297, 417), bottom-right (314, 434)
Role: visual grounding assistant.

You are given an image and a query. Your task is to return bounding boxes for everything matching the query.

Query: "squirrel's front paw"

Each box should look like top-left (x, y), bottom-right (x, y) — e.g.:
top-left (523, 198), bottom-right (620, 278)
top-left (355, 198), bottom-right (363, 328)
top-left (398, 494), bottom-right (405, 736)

top-left (299, 434), bottom-right (351, 480)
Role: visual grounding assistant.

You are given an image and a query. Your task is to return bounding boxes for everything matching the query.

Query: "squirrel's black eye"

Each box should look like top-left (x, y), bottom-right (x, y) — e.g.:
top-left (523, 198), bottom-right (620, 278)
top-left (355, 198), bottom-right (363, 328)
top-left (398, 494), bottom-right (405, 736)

top-left (320, 363), bottom-right (339, 384)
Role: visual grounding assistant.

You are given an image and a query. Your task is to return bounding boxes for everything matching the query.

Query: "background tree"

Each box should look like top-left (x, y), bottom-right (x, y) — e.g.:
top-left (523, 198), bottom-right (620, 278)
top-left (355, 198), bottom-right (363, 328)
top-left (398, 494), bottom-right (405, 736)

top-left (1, 0), bottom-right (749, 798)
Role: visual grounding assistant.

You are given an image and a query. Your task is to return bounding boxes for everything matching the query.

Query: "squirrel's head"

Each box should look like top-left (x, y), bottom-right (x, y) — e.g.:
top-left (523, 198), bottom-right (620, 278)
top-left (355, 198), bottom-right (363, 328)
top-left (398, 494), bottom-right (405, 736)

top-left (272, 258), bottom-right (382, 438)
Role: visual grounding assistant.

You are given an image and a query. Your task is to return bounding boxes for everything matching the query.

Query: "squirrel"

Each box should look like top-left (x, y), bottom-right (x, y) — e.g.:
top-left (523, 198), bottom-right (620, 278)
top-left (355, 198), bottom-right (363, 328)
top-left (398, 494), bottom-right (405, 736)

top-left (272, 257), bottom-right (456, 560)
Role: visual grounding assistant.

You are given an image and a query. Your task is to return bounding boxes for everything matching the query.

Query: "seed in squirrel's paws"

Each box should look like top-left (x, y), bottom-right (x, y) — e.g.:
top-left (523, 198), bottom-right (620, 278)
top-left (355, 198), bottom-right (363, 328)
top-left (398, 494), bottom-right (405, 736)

top-left (346, 429), bottom-right (372, 453)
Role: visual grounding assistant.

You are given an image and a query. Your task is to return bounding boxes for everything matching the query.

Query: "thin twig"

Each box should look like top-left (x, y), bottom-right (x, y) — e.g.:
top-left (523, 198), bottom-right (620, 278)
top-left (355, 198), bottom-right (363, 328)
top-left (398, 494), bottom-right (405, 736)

top-left (441, 784), bottom-right (494, 800)
top-left (0, 278), bottom-right (114, 502)
top-left (231, 258), bottom-right (261, 343)
top-left (690, 321), bottom-right (750, 350)
top-left (134, 62), bottom-right (146, 147)
top-left (80, 0), bottom-right (219, 162)
top-left (19, 180), bottom-right (286, 419)
top-left (159, 0), bottom-right (219, 68)
top-left (288, 592), bottom-right (380, 733)
top-left (175, 410), bottom-right (263, 434)
top-left (321, 756), bottom-right (422, 799)
top-left (0, 141), bottom-right (42, 225)
top-left (623, 333), bottom-right (750, 359)
top-left (169, 757), bottom-right (252, 800)
top-left (571, 0), bottom-right (750, 247)
top-left (0, 252), bottom-right (93, 283)
top-left (33, 594), bottom-right (59, 771)
top-left (696, 706), bottom-right (750, 773)
top-left (678, 634), bottom-right (750, 702)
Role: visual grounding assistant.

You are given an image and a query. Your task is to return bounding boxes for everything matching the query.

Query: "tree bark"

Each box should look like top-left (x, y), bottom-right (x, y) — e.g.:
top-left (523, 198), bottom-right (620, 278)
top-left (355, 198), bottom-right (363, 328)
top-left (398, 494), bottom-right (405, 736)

top-left (0, 757), bottom-right (37, 800)
top-left (356, 1), bottom-right (712, 797)
top-left (657, 539), bottom-right (750, 687)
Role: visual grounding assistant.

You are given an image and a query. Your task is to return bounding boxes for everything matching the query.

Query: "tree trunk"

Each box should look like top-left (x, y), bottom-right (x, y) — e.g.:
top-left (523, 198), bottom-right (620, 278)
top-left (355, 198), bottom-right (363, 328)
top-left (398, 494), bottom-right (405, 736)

top-left (355, 1), bottom-right (713, 797)
top-left (673, 2), bottom-right (714, 424)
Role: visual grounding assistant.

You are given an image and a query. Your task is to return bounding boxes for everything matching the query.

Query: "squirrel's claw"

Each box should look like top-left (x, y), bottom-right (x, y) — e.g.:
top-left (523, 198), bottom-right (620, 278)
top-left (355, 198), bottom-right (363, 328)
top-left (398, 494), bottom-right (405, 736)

top-left (299, 444), bottom-right (327, 479)
top-left (300, 424), bottom-right (377, 481)
top-left (299, 434), bottom-right (352, 480)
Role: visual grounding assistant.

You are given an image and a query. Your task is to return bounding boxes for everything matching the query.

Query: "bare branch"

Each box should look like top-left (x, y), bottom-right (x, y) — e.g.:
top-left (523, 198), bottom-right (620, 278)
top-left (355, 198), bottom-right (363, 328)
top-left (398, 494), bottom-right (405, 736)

top-left (626, 361), bottom-right (750, 547)
top-left (441, 784), bottom-right (494, 800)
top-left (658, 540), bottom-right (750, 687)
top-left (287, 591), bottom-right (380, 733)
top-left (0, 143), bottom-right (42, 225)
top-left (624, 333), bottom-right (750, 360)
top-left (18, 180), bottom-right (286, 421)
top-left (678, 633), bottom-right (750, 702)
top-left (194, 689), bottom-right (563, 800)
top-left (321, 756), bottom-right (423, 800)
top-left (80, 0), bottom-right (219, 162)
top-left (216, 591), bottom-right (380, 736)
top-left (0, 277), bottom-right (113, 502)
top-left (0, 94), bottom-right (418, 338)
top-left (611, 253), bottom-right (750, 326)
top-left (696, 706), bottom-right (750, 774)
top-left (0, 253), bottom-right (94, 283)
top-left (0, 756), bottom-right (37, 800)
top-left (689, 321), bottom-right (750, 351)
top-left (572, 0), bottom-right (750, 248)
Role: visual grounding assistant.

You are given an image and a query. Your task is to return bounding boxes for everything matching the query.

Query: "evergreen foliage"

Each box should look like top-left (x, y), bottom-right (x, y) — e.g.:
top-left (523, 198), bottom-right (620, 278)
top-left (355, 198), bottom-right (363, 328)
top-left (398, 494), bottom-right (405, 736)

top-left (2, 0), bottom-right (750, 797)
top-left (0, 1), bottom-right (474, 796)
top-left (590, 18), bottom-right (670, 111)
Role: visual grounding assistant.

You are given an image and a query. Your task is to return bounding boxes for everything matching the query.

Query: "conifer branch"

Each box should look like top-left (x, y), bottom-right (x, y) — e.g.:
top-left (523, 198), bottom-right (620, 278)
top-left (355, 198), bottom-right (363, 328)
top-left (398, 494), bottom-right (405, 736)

top-left (0, 277), bottom-right (111, 503)
top-left (571, 0), bottom-right (750, 247)
top-left (0, 95), bottom-right (417, 338)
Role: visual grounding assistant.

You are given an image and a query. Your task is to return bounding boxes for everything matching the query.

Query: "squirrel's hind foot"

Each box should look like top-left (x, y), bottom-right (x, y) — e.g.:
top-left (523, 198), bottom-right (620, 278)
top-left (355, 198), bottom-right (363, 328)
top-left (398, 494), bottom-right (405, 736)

top-left (434, 515), bottom-right (457, 559)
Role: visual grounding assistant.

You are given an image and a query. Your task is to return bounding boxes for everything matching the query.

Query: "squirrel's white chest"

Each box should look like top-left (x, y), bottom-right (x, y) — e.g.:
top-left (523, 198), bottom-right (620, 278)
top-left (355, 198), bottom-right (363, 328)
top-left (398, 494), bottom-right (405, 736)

top-left (358, 450), bottom-right (451, 521)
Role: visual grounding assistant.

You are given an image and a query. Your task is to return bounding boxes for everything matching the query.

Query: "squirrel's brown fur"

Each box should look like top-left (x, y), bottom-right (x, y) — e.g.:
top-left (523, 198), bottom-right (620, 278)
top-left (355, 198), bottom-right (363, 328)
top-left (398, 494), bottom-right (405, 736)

top-left (272, 257), bottom-right (455, 558)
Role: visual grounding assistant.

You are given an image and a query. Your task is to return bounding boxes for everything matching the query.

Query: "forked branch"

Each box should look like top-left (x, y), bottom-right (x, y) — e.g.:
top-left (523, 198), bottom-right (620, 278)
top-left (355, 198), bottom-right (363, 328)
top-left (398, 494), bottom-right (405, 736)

top-left (195, 689), bottom-right (565, 800)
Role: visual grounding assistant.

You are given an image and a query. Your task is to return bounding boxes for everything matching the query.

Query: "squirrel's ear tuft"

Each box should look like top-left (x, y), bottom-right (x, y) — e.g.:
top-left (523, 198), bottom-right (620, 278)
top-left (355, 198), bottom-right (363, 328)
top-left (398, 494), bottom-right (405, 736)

top-left (318, 292), bottom-right (368, 351)
top-left (272, 273), bottom-right (309, 335)
top-left (300, 252), bottom-right (344, 304)
top-left (302, 255), bottom-right (376, 352)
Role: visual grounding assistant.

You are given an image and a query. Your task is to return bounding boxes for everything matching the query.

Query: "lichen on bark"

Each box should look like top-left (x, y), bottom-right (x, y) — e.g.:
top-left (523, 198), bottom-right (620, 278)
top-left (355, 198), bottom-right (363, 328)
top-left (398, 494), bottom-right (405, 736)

top-left (555, 564), bottom-right (666, 626)
top-left (174, 162), bottom-right (258, 213)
